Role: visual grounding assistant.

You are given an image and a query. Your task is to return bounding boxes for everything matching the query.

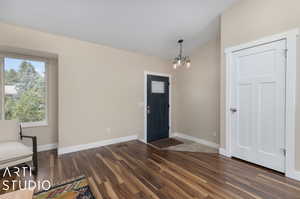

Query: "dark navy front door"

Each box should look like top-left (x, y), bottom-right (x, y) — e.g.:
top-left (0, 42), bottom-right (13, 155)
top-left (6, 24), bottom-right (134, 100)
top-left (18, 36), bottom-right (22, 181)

top-left (147, 75), bottom-right (170, 142)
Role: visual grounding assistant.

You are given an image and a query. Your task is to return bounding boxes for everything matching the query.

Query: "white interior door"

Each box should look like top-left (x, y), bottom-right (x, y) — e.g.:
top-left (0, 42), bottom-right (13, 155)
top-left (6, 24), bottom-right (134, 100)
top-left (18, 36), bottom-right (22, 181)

top-left (231, 39), bottom-right (286, 172)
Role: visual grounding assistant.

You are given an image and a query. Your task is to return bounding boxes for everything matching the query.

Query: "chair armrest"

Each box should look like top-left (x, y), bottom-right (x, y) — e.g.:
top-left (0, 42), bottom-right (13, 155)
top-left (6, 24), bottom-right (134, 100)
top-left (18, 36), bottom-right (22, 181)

top-left (21, 135), bottom-right (37, 150)
top-left (19, 125), bottom-right (38, 174)
top-left (21, 134), bottom-right (38, 162)
top-left (19, 125), bottom-right (37, 143)
top-left (21, 134), bottom-right (37, 141)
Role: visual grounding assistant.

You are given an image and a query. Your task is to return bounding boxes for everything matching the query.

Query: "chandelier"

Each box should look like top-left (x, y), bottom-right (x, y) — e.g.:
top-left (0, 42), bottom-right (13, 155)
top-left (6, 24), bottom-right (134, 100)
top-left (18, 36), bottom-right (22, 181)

top-left (172, 39), bottom-right (191, 69)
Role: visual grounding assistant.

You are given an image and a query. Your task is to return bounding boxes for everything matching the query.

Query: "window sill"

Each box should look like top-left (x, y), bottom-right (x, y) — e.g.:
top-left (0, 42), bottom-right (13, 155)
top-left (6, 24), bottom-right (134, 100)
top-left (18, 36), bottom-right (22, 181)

top-left (21, 121), bottom-right (48, 128)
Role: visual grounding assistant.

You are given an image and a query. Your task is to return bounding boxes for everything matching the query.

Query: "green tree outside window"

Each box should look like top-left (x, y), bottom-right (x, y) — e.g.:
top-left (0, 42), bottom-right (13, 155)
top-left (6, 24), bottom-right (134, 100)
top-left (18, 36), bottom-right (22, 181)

top-left (4, 59), bottom-right (46, 123)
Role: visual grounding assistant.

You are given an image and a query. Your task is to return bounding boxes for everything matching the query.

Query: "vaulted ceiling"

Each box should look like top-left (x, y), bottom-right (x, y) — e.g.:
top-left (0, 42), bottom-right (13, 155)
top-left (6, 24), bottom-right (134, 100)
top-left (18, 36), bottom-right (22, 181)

top-left (0, 0), bottom-right (237, 59)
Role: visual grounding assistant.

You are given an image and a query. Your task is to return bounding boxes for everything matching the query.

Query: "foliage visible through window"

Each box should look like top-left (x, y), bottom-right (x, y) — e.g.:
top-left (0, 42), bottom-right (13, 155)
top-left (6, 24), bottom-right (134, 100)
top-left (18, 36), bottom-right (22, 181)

top-left (4, 57), bottom-right (46, 123)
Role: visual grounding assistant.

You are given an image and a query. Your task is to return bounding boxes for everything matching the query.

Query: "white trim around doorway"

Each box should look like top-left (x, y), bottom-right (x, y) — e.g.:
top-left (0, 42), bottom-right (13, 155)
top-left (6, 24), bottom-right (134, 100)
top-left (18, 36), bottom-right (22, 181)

top-left (143, 71), bottom-right (172, 143)
top-left (223, 29), bottom-right (299, 181)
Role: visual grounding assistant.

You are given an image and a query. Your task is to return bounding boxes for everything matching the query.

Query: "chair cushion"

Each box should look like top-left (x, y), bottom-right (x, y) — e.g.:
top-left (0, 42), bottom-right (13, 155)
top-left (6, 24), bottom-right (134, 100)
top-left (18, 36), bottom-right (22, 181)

top-left (0, 141), bottom-right (33, 163)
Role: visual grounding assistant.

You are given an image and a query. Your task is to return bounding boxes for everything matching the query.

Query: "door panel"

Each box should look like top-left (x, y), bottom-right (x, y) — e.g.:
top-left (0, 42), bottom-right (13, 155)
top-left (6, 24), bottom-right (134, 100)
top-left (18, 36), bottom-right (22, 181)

top-left (235, 82), bottom-right (256, 162)
top-left (258, 81), bottom-right (277, 154)
top-left (238, 84), bottom-right (252, 148)
top-left (147, 75), bottom-right (169, 142)
top-left (231, 39), bottom-right (286, 172)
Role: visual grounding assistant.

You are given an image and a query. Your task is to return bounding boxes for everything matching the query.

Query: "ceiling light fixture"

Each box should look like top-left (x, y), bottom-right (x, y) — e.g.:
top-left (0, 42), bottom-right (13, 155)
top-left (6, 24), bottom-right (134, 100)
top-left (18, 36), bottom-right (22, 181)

top-left (172, 39), bottom-right (191, 69)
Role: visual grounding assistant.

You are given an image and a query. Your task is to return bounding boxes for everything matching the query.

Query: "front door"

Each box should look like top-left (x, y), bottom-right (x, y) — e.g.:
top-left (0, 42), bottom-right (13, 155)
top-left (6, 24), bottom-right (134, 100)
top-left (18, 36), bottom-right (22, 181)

top-left (147, 75), bottom-right (170, 142)
top-left (231, 39), bottom-right (286, 172)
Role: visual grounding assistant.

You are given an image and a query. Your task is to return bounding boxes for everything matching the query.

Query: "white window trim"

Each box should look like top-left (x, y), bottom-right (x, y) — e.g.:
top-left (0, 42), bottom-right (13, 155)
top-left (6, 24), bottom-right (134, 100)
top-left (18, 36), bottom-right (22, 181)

top-left (0, 53), bottom-right (49, 128)
top-left (223, 29), bottom-right (300, 181)
top-left (21, 121), bottom-right (48, 128)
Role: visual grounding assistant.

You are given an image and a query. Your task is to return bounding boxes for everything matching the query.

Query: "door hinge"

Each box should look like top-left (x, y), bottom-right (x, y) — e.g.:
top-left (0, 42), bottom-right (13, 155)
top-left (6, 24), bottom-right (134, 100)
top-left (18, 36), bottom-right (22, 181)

top-left (284, 49), bottom-right (288, 58)
top-left (281, 148), bottom-right (286, 156)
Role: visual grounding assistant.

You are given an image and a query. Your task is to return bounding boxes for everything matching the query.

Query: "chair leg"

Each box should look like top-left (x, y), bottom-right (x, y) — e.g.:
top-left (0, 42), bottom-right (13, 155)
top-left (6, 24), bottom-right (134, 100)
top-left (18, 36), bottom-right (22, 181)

top-left (32, 137), bottom-right (38, 175)
top-left (32, 157), bottom-right (38, 175)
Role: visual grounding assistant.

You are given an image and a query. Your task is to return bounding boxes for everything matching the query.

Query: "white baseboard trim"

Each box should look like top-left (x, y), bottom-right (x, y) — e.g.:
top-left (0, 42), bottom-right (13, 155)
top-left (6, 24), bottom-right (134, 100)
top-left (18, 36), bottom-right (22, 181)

top-left (218, 148), bottom-right (231, 157)
top-left (169, 132), bottom-right (177, 138)
top-left (172, 132), bottom-right (219, 149)
top-left (286, 170), bottom-right (300, 181)
top-left (58, 135), bottom-right (138, 155)
top-left (38, 143), bottom-right (58, 152)
top-left (139, 139), bottom-right (147, 144)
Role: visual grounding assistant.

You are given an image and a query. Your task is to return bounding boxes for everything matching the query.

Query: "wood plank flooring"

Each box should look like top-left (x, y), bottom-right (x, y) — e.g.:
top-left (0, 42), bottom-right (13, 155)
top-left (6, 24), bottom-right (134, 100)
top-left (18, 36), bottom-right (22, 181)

top-left (1, 140), bottom-right (300, 198)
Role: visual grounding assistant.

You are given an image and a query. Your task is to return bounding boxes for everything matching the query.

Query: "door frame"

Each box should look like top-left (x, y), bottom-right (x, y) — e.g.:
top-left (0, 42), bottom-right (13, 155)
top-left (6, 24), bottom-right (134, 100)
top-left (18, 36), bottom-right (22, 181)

top-left (144, 71), bottom-right (172, 143)
top-left (224, 29), bottom-right (299, 180)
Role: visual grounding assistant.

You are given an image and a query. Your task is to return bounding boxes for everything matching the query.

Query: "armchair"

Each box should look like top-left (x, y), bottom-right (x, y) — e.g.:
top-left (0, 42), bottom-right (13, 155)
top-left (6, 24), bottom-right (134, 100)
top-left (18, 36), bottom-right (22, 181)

top-left (0, 120), bottom-right (38, 174)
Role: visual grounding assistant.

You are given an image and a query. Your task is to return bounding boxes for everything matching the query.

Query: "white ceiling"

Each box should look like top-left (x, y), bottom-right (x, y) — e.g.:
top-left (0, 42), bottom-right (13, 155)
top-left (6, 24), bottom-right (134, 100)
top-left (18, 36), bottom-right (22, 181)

top-left (0, 0), bottom-right (237, 59)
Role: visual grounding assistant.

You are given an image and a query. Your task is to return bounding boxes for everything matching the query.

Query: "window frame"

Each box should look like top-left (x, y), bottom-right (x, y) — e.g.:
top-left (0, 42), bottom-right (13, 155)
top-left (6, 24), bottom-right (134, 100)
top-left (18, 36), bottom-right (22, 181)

top-left (0, 53), bottom-right (49, 128)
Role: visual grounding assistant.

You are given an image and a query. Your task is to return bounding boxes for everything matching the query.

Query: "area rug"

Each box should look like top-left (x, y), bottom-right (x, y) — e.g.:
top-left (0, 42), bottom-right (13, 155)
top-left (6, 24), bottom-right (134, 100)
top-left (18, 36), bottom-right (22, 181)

top-left (150, 138), bottom-right (183, 148)
top-left (34, 176), bottom-right (95, 199)
top-left (163, 137), bottom-right (218, 153)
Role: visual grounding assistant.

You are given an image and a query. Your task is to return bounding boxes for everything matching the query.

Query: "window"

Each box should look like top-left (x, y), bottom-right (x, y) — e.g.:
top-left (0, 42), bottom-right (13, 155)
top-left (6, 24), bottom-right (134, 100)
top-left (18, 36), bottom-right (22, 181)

top-left (1, 56), bottom-right (48, 127)
top-left (151, 81), bottom-right (165, 94)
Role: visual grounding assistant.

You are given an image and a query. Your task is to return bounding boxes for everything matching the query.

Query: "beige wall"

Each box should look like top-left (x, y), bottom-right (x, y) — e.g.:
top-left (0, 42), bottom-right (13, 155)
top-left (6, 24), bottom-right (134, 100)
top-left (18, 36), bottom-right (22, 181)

top-left (0, 22), bottom-right (171, 149)
top-left (220, 0), bottom-right (300, 170)
top-left (173, 38), bottom-right (220, 144)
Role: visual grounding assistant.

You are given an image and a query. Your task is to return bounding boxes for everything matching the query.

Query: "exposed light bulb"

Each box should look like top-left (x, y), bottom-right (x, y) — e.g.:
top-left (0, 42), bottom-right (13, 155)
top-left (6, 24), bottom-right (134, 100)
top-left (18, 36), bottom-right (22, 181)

top-left (173, 59), bottom-right (178, 69)
top-left (186, 60), bottom-right (191, 68)
top-left (177, 59), bottom-right (181, 65)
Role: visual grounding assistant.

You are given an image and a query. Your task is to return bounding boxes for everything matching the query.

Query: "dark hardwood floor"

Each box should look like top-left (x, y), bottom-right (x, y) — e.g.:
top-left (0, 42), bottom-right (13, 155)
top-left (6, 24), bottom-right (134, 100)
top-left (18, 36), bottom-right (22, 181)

top-left (1, 140), bottom-right (300, 198)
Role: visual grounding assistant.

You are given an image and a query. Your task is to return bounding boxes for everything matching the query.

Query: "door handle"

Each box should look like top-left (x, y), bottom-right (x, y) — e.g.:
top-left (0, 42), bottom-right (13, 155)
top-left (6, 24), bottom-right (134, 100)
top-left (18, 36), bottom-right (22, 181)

top-left (280, 148), bottom-right (286, 156)
top-left (230, 108), bottom-right (238, 113)
top-left (147, 106), bottom-right (151, 114)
